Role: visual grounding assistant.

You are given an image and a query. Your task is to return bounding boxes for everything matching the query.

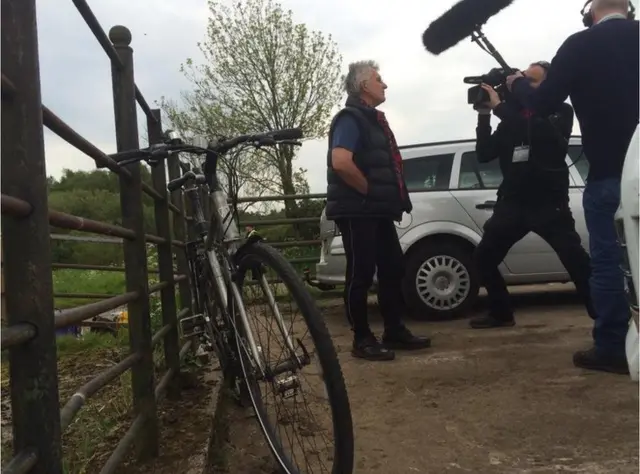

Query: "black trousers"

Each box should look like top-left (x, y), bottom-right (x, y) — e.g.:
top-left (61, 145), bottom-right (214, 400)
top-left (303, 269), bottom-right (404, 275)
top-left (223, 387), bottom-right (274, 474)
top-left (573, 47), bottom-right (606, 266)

top-left (336, 218), bottom-right (406, 340)
top-left (474, 199), bottom-right (595, 319)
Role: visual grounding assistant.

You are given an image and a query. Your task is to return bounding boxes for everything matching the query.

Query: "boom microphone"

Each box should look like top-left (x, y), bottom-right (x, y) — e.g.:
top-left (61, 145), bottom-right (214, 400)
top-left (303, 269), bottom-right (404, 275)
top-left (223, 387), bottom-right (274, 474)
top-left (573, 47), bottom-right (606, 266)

top-left (422, 0), bottom-right (515, 55)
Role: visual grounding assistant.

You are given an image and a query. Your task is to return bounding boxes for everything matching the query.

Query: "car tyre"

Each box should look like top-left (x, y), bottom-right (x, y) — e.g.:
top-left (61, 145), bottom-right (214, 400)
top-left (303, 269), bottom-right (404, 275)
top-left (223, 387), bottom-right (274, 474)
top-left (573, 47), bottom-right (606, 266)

top-left (403, 241), bottom-right (479, 320)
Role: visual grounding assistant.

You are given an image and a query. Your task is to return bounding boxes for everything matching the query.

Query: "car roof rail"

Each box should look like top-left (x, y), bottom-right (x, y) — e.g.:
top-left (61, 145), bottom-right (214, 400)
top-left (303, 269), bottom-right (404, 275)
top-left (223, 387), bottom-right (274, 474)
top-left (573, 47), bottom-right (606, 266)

top-left (398, 135), bottom-right (583, 151)
top-left (398, 138), bottom-right (474, 150)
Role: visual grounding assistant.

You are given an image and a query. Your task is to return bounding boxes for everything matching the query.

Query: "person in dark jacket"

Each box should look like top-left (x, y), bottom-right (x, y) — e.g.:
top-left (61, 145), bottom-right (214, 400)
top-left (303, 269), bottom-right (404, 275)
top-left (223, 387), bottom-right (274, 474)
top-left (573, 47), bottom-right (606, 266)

top-left (506, 0), bottom-right (639, 374)
top-left (326, 60), bottom-right (430, 361)
top-left (471, 62), bottom-right (594, 330)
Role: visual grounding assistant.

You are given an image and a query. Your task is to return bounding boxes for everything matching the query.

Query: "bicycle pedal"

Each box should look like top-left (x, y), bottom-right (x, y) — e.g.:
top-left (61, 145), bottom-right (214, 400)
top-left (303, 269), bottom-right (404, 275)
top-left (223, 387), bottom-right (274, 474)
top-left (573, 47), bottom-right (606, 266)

top-left (179, 313), bottom-right (207, 338)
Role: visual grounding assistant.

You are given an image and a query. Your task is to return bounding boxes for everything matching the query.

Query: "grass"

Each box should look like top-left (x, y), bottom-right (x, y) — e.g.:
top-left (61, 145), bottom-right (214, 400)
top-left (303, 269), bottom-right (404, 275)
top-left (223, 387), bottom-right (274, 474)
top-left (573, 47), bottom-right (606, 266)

top-left (56, 330), bottom-right (129, 354)
top-left (53, 269), bottom-right (126, 310)
top-left (52, 268), bottom-right (167, 333)
top-left (1, 327), bottom-right (183, 473)
top-left (1, 330), bottom-right (133, 473)
top-left (2, 266), bottom-right (172, 473)
top-left (57, 333), bottom-right (133, 474)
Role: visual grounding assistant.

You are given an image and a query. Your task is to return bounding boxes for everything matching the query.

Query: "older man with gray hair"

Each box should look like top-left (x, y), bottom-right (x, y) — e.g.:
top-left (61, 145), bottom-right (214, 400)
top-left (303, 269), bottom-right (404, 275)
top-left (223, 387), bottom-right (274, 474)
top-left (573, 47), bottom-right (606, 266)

top-left (325, 60), bottom-right (431, 361)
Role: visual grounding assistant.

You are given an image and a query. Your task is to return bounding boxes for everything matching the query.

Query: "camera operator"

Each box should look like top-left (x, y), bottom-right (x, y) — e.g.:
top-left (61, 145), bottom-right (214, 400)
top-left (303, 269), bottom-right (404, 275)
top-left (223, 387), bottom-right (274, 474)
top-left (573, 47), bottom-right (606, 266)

top-left (506, 0), bottom-right (639, 374)
top-left (470, 61), bottom-right (595, 331)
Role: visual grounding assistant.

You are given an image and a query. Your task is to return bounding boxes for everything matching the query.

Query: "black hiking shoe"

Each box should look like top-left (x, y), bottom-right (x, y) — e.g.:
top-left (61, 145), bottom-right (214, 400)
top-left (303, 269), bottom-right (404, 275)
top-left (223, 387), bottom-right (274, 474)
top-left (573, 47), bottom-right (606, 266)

top-left (573, 347), bottom-right (629, 375)
top-left (352, 336), bottom-right (395, 361)
top-left (382, 326), bottom-right (431, 351)
top-left (469, 314), bottom-right (515, 329)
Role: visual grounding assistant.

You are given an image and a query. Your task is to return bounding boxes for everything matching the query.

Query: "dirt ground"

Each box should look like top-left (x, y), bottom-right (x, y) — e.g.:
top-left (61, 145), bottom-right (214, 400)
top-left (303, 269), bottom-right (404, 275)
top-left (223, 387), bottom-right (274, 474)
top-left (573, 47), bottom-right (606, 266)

top-left (4, 286), bottom-right (635, 473)
top-left (223, 286), bottom-right (640, 474)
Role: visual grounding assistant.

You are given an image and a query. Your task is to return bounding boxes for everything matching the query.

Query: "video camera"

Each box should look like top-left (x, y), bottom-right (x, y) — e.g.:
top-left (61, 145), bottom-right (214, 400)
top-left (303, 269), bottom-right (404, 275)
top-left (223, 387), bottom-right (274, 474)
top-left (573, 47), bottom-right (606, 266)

top-left (463, 67), bottom-right (513, 107)
top-left (461, 27), bottom-right (517, 109)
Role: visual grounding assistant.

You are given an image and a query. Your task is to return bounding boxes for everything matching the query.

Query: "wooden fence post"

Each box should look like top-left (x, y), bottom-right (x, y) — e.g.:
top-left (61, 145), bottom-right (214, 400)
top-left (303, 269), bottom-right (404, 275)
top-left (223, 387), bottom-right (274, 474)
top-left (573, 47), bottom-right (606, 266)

top-left (1, 0), bottom-right (63, 472)
top-left (147, 109), bottom-right (181, 399)
top-left (167, 156), bottom-right (194, 317)
top-left (109, 25), bottom-right (159, 460)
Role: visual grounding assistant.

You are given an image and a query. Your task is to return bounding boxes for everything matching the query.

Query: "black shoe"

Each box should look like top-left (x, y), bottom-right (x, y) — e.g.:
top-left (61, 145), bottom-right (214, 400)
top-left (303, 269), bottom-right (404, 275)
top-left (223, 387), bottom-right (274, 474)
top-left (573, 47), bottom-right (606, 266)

top-left (469, 314), bottom-right (515, 329)
top-left (382, 327), bottom-right (431, 351)
top-left (352, 336), bottom-right (395, 361)
top-left (573, 347), bottom-right (629, 375)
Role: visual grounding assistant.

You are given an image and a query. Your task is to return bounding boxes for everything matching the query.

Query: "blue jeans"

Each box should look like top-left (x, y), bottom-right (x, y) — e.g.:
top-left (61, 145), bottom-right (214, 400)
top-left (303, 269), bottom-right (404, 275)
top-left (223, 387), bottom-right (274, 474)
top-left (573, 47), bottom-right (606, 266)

top-left (583, 178), bottom-right (630, 357)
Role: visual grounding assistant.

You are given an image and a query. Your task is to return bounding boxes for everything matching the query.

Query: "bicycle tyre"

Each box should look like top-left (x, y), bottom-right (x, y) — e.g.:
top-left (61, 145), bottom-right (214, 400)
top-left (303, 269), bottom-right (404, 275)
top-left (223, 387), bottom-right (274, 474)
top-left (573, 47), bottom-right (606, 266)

top-left (233, 241), bottom-right (354, 474)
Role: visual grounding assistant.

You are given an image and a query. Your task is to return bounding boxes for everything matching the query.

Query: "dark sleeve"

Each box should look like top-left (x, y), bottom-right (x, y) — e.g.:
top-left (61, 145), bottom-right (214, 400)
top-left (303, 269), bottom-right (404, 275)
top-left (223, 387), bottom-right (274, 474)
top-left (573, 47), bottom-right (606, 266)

top-left (475, 113), bottom-right (500, 163)
top-left (493, 101), bottom-right (528, 133)
top-left (531, 103), bottom-right (574, 149)
top-left (331, 114), bottom-right (360, 152)
top-left (555, 103), bottom-right (574, 139)
top-left (511, 33), bottom-right (583, 116)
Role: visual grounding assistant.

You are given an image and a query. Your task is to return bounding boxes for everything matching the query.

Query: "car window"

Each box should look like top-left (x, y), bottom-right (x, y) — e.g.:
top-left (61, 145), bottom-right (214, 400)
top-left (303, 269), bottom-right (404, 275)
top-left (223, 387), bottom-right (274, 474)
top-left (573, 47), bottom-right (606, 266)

top-left (568, 144), bottom-right (588, 183)
top-left (403, 153), bottom-right (454, 191)
top-left (458, 151), bottom-right (503, 189)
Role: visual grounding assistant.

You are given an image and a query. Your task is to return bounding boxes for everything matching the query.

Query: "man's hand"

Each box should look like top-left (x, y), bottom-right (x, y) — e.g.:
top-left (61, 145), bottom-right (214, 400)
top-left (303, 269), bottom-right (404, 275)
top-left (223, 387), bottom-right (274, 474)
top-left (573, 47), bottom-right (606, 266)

top-left (506, 71), bottom-right (524, 91)
top-left (331, 148), bottom-right (368, 195)
top-left (480, 83), bottom-right (501, 109)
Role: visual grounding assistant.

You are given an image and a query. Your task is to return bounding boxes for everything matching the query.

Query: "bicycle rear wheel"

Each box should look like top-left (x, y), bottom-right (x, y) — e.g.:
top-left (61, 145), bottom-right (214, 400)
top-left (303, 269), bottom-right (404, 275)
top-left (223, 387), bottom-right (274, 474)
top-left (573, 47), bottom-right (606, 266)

top-left (232, 242), bottom-right (354, 474)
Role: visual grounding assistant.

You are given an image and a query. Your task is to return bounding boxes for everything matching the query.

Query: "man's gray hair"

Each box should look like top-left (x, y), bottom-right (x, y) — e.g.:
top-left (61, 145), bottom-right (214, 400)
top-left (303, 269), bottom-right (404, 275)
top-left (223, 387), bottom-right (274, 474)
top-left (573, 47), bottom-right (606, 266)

top-left (343, 60), bottom-right (379, 96)
top-left (592, 0), bottom-right (629, 12)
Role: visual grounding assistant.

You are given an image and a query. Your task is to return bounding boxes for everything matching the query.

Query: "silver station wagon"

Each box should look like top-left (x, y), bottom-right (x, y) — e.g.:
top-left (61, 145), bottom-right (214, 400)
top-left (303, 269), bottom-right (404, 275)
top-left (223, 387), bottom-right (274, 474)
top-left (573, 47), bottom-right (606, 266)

top-left (315, 137), bottom-right (589, 319)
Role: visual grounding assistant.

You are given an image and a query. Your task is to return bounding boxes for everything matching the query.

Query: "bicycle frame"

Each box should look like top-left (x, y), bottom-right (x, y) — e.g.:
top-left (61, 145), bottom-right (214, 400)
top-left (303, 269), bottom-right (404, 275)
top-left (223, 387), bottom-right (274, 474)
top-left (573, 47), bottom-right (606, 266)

top-left (180, 169), bottom-right (297, 376)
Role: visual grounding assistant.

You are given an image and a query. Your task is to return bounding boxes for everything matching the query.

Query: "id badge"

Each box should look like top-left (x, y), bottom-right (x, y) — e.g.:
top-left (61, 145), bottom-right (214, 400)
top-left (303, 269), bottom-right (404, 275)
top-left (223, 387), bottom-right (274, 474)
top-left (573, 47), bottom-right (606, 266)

top-left (512, 146), bottom-right (530, 163)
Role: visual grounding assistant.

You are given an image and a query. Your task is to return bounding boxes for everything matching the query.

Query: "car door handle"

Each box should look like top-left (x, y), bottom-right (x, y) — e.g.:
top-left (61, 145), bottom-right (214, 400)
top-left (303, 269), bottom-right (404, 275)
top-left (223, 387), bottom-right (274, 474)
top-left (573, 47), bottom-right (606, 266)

top-left (476, 200), bottom-right (496, 210)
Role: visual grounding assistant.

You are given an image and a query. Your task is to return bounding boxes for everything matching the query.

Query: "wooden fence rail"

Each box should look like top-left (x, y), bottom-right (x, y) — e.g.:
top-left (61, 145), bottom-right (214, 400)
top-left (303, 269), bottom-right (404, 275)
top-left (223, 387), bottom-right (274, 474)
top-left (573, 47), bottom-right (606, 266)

top-left (1, 0), bottom-right (196, 472)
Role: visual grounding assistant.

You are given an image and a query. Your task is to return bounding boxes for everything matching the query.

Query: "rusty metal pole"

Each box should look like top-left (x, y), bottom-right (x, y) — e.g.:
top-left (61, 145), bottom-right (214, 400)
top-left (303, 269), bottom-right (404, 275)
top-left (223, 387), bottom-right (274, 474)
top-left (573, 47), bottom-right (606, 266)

top-left (109, 25), bottom-right (159, 460)
top-left (1, 0), bottom-right (63, 472)
top-left (167, 156), bottom-right (193, 317)
top-left (147, 109), bottom-right (181, 400)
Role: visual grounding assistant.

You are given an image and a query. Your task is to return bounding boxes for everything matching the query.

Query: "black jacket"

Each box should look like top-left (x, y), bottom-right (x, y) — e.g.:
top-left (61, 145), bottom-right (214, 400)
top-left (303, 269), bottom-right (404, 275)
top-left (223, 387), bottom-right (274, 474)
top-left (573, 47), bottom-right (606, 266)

top-left (325, 97), bottom-right (412, 221)
top-left (511, 18), bottom-right (639, 181)
top-left (476, 101), bottom-right (574, 206)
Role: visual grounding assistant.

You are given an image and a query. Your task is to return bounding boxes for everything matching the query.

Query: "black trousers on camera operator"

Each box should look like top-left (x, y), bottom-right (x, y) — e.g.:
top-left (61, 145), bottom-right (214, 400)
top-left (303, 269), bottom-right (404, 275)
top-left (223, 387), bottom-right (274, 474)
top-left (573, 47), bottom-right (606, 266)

top-left (470, 63), bottom-right (595, 329)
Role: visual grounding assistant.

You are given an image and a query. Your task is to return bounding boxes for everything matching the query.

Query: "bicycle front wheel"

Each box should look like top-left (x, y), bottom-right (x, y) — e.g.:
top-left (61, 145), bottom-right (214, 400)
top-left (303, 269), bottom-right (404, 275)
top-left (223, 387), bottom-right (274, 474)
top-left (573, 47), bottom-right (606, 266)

top-left (232, 242), bottom-right (354, 474)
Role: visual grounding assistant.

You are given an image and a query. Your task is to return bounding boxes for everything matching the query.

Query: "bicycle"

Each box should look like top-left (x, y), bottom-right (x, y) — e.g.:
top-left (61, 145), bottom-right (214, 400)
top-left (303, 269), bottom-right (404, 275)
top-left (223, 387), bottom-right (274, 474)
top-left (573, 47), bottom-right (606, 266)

top-left (113, 127), bottom-right (354, 474)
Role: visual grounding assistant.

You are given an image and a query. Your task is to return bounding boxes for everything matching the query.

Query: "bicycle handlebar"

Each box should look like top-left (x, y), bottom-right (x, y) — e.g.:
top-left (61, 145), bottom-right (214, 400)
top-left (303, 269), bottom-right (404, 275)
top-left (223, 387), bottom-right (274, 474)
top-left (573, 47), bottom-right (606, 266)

top-left (212, 127), bottom-right (303, 154)
top-left (111, 127), bottom-right (304, 168)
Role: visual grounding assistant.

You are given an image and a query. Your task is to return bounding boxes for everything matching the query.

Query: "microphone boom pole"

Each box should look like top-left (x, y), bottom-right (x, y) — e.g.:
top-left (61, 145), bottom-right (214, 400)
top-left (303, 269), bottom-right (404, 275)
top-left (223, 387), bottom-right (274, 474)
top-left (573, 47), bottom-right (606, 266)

top-left (469, 26), bottom-right (514, 73)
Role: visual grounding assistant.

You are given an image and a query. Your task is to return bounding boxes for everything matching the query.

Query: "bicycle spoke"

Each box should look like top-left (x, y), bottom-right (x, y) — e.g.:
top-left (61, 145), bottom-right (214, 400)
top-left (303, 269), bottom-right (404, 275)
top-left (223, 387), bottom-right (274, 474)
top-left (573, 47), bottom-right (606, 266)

top-left (232, 243), bottom-right (352, 474)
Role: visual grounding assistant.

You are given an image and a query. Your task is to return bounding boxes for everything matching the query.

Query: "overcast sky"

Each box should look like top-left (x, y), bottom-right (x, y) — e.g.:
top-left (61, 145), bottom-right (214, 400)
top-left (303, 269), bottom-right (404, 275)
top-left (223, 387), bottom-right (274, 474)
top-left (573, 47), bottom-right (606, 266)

top-left (36, 0), bottom-right (617, 193)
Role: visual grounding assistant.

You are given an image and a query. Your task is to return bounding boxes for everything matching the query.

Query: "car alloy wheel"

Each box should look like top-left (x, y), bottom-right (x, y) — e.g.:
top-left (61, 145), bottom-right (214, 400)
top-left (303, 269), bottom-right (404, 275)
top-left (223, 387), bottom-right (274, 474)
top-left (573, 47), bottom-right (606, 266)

top-left (415, 254), bottom-right (471, 311)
